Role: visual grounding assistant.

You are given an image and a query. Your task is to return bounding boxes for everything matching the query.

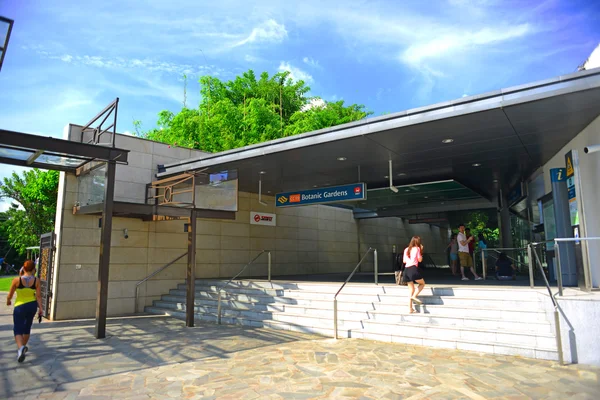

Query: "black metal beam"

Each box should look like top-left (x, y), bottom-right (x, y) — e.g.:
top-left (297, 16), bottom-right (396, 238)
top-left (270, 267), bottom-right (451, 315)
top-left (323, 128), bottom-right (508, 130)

top-left (95, 160), bottom-right (116, 339)
top-left (0, 129), bottom-right (129, 163)
top-left (186, 209), bottom-right (197, 327)
top-left (75, 202), bottom-right (236, 220)
top-left (0, 16), bottom-right (14, 72)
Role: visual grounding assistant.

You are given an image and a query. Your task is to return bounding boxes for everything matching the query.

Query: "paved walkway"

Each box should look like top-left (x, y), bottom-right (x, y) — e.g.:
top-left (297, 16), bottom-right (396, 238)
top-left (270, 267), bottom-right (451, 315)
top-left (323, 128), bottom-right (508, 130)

top-left (1, 293), bottom-right (599, 399)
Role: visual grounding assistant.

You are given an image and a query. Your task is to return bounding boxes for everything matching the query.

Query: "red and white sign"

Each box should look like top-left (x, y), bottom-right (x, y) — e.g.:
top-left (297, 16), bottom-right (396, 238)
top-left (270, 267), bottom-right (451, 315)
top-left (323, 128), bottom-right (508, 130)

top-left (250, 211), bottom-right (277, 226)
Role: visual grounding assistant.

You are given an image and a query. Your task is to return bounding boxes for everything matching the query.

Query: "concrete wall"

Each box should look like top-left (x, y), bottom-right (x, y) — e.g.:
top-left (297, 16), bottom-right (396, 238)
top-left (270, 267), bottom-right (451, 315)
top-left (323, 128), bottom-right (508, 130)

top-left (542, 115), bottom-right (600, 288)
top-left (540, 292), bottom-right (600, 366)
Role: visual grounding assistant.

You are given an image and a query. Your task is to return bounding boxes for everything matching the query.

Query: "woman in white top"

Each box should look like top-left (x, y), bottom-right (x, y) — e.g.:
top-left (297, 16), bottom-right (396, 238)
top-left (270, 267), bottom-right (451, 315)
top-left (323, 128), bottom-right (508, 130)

top-left (403, 236), bottom-right (426, 314)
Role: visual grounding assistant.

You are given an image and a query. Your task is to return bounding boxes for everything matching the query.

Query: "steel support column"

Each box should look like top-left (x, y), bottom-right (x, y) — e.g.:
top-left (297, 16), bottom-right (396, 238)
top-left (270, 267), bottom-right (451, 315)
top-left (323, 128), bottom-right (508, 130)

top-left (95, 161), bottom-right (116, 339)
top-left (186, 209), bottom-right (197, 327)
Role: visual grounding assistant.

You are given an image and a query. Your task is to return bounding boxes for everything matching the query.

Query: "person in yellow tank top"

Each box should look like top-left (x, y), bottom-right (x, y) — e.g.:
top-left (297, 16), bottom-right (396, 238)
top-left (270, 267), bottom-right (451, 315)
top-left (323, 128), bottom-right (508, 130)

top-left (6, 260), bottom-right (43, 363)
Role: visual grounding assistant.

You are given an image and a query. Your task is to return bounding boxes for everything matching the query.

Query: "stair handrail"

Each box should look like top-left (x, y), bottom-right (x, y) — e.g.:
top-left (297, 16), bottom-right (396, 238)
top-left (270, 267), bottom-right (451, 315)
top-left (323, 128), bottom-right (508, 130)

top-left (333, 247), bottom-right (378, 339)
top-left (529, 243), bottom-right (564, 365)
top-left (135, 252), bottom-right (188, 314)
top-left (216, 250), bottom-right (272, 325)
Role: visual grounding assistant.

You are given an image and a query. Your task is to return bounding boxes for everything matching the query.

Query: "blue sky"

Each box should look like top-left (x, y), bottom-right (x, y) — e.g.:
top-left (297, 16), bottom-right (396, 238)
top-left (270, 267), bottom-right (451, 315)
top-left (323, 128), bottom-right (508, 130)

top-left (0, 0), bottom-right (599, 210)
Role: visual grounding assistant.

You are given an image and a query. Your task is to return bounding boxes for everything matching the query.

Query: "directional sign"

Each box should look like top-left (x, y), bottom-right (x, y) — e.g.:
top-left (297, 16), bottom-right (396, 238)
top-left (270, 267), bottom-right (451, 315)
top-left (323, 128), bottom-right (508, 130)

top-left (276, 183), bottom-right (366, 207)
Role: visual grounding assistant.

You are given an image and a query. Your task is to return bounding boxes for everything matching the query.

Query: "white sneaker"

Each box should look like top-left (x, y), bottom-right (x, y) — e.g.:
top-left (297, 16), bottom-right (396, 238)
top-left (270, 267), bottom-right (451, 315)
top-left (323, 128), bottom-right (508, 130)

top-left (17, 347), bottom-right (26, 363)
top-left (475, 277), bottom-right (483, 281)
top-left (461, 277), bottom-right (469, 281)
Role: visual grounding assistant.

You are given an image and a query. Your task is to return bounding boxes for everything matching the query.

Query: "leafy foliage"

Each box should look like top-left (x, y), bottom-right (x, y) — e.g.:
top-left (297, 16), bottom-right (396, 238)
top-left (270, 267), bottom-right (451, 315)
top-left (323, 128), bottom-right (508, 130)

top-left (140, 70), bottom-right (372, 152)
top-left (448, 210), bottom-right (500, 248)
top-left (0, 170), bottom-right (59, 255)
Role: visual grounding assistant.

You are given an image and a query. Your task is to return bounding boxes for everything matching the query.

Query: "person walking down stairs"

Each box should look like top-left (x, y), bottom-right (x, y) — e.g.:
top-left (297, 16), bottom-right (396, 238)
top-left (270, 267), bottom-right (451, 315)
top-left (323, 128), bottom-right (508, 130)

top-left (403, 236), bottom-right (426, 314)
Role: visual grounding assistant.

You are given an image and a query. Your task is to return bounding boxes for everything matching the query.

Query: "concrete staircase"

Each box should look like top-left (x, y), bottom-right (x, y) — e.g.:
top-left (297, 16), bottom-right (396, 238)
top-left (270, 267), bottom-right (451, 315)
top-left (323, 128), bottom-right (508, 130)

top-left (145, 279), bottom-right (559, 361)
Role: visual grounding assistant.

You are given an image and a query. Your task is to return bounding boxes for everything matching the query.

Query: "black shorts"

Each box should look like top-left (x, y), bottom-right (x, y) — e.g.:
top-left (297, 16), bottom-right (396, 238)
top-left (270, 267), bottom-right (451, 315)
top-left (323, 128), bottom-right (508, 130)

top-left (403, 266), bottom-right (423, 282)
top-left (13, 301), bottom-right (37, 336)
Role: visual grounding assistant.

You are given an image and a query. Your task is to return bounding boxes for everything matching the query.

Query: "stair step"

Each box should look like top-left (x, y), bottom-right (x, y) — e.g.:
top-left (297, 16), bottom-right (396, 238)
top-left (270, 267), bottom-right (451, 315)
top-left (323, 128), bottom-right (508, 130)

top-left (147, 304), bottom-right (555, 346)
top-left (154, 299), bottom-right (552, 333)
top-left (172, 288), bottom-right (544, 309)
top-left (180, 283), bottom-right (543, 301)
top-left (166, 290), bottom-right (547, 316)
top-left (144, 306), bottom-right (558, 361)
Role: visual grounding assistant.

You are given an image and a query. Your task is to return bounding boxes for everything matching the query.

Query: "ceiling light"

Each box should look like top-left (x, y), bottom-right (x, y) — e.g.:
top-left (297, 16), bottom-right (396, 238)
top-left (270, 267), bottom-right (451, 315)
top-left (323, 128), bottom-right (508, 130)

top-left (472, 163), bottom-right (481, 167)
top-left (337, 157), bottom-right (347, 161)
top-left (267, 191), bottom-right (271, 194)
top-left (259, 171), bottom-right (266, 174)
top-left (442, 139), bottom-right (454, 144)
top-left (405, 190), bottom-right (410, 192)
top-left (324, 183), bottom-right (330, 186)
top-left (384, 175), bottom-right (389, 179)
top-left (397, 173), bottom-right (406, 176)
top-left (424, 196), bottom-right (429, 199)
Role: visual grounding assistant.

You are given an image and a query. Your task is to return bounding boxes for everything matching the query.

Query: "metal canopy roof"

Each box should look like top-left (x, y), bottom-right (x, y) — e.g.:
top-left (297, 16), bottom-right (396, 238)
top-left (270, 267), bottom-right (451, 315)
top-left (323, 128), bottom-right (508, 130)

top-left (0, 129), bottom-right (129, 172)
top-left (159, 69), bottom-right (600, 203)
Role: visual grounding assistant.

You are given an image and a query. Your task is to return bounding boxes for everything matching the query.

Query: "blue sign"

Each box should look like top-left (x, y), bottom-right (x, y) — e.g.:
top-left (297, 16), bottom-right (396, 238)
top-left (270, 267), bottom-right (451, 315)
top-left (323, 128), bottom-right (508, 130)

top-left (276, 183), bottom-right (366, 207)
top-left (550, 168), bottom-right (566, 182)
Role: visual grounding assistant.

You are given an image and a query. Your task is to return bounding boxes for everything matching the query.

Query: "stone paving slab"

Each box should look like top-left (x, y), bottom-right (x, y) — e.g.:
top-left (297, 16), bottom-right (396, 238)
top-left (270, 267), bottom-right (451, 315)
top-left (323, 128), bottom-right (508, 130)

top-left (1, 293), bottom-right (599, 399)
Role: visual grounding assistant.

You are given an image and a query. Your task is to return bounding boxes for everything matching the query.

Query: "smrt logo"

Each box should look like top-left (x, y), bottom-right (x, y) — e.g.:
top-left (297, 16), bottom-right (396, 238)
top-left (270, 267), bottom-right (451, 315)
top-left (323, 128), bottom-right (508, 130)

top-left (290, 194), bottom-right (301, 203)
top-left (277, 195), bottom-right (288, 204)
top-left (354, 186), bottom-right (362, 195)
top-left (254, 214), bottom-right (273, 222)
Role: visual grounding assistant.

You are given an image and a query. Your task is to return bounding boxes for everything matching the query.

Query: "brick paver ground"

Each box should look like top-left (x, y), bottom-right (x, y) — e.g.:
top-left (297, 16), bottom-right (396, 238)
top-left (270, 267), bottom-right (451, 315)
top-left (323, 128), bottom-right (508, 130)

top-left (1, 293), bottom-right (599, 399)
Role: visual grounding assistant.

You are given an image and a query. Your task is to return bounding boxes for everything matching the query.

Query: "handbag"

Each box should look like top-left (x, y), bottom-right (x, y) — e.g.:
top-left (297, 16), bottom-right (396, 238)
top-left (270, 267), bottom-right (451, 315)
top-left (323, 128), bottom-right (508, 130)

top-left (399, 270), bottom-right (408, 286)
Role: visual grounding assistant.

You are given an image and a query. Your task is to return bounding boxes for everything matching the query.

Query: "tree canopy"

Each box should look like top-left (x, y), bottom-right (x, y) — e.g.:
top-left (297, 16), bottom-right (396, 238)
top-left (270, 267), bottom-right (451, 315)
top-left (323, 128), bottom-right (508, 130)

top-left (138, 70), bottom-right (372, 152)
top-left (0, 169), bottom-right (59, 256)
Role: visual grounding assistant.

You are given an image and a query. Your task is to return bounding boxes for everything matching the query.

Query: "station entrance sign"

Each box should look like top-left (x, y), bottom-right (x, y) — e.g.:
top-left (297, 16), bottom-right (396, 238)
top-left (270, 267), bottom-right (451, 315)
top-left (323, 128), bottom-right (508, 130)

top-left (276, 183), bottom-right (366, 207)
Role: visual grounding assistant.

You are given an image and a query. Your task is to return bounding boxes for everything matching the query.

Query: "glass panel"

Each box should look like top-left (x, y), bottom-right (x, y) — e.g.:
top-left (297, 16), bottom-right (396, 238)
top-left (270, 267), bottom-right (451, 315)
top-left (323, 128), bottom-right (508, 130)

top-left (0, 147), bottom-right (34, 161)
top-left (195, 169), bottom-right (238, 211)
top-left (36, 154), bottom-right (87, 168)
top-left (77, 164), bottom-right (106, 206)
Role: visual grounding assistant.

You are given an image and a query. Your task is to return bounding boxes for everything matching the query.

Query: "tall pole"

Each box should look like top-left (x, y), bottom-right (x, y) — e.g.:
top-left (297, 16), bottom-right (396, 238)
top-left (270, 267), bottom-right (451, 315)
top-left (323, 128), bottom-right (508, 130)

top-left (186, 209), bottom-right (197, 327)
top-left (95, 160), bottom-right (116, 339)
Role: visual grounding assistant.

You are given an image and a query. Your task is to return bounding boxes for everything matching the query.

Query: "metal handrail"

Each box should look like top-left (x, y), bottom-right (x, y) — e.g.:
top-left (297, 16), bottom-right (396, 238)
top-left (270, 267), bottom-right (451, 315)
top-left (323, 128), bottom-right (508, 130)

top-left (530, 244), bottom-right (564, 365)
top-left (553, 237), bottom-right (600, 296)
top-left (333, 247), bottom-right (378, 339)
top-left (217, 250), bottom-right (272, 324)
top-left (135, 252), bottom-right (188, 313)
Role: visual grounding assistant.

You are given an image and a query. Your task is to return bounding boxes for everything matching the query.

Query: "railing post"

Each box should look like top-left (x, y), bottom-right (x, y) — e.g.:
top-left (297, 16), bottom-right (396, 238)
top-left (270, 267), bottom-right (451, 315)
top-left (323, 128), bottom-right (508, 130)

top-left (268, 251), bottom-right (272, 282)
top-left (554, 242), bottom-right (563, 296)
top-left (373, 248), bottom-right (378, 285)
top-left (527, 245), bottom-right (534, 288)
top-left (481, 249), bottom-right (486, 280)
top-left (553, 308), bottom-right (564, 365)
top-left (217, 291), bottom-right (222, 325)
top-left (135, 286), bottom-right (139, 314)
top-left (333, 298), bottom-right (338, 339)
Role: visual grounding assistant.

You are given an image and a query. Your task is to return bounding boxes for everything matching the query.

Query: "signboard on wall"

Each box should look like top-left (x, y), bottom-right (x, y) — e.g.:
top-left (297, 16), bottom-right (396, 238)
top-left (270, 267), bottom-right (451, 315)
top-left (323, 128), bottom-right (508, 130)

top-left (565, 151), bottom-right (579, 226)
top-left (275, 183), bottom-right (366, 207)
top-left (250, 211), bottom-right (276, 226)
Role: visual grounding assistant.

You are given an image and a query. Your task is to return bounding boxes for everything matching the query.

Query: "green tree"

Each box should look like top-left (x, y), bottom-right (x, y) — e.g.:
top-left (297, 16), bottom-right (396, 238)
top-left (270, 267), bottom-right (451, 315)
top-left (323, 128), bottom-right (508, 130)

top-left (140, 70), bottom-right (372, 152)
top-left (0, 169), bottom-right (59, 255)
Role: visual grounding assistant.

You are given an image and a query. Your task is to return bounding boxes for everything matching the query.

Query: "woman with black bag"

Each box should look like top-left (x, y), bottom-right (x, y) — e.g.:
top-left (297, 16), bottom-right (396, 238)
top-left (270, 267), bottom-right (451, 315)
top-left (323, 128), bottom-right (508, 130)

top-left (403, 236), bottom-right (426, 313)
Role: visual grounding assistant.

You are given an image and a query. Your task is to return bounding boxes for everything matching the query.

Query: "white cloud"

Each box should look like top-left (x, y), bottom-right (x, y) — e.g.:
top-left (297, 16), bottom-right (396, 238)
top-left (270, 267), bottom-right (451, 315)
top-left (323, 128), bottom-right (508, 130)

top-left (301, 97), bottom-right (326, 111)
top-left (244, 54), bottom-right (260, 63)
top-left (401, 24), bottom-right (531, 67)
top-left (302, 57), bottom-right (320, 68)
top-left (233, 19), bottom-right (288, 47)
top-left (278, 62), bottom-right (313, 83)
top-left (35, 48), bottom-right (223, 77)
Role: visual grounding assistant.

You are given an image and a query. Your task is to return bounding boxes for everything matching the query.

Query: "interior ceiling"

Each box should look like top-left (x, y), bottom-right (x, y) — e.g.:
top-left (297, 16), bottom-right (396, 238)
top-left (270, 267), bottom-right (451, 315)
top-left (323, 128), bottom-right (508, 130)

top-left (160, 71), bottom-right (600, 211)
